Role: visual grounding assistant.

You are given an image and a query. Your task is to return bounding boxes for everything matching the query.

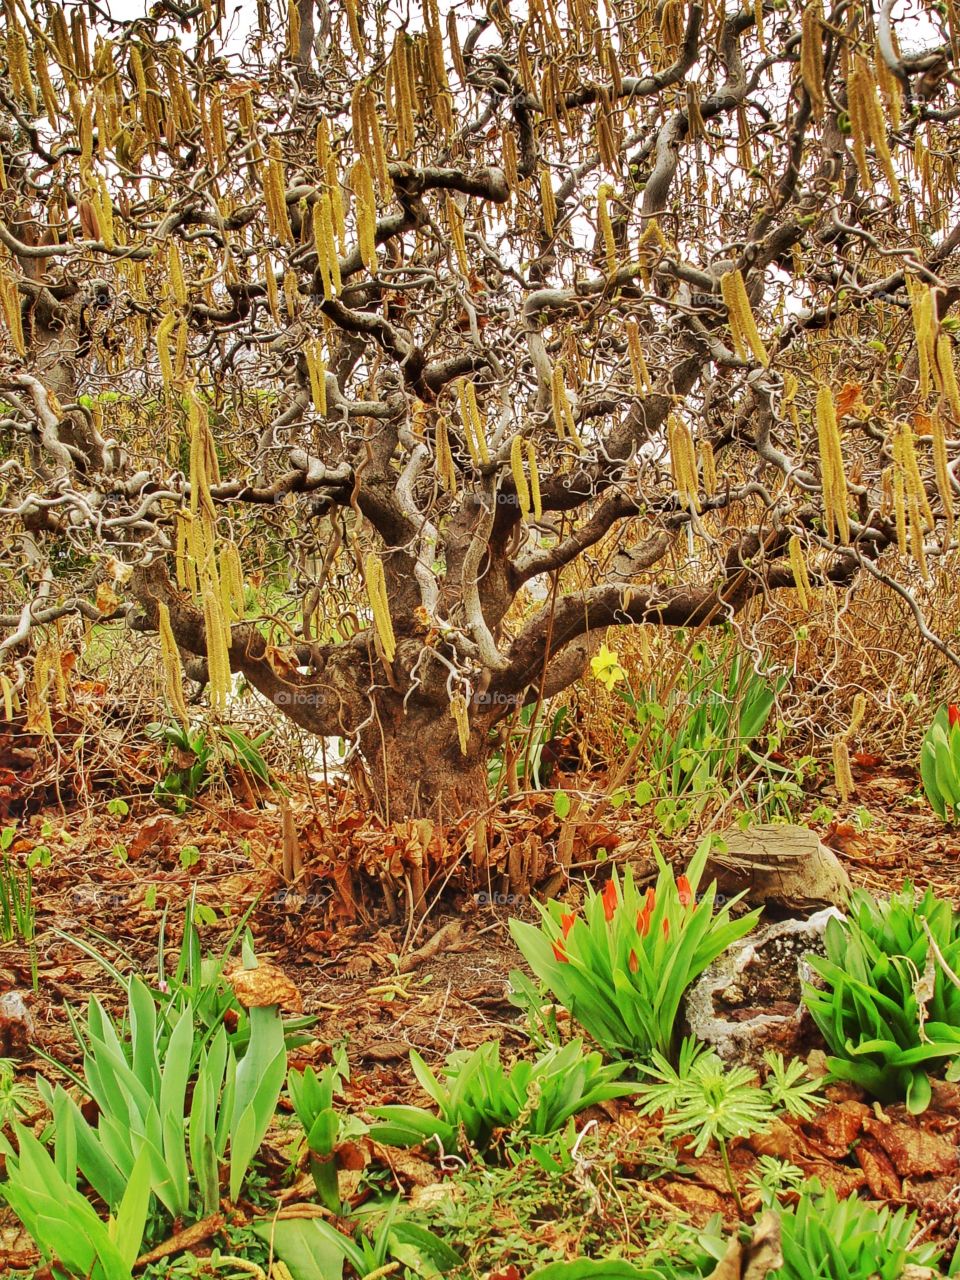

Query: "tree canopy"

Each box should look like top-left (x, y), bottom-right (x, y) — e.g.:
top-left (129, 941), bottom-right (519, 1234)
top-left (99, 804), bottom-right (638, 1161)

top-left (2, 0), bottom-right (960, 815)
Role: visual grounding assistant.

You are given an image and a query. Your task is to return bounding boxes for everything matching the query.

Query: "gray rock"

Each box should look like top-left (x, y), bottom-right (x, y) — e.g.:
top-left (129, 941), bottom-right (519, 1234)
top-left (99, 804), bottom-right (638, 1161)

top-left (683, 908), bottom-right (843, 1066)
top-left (706, 823), bottom-right (851, 911)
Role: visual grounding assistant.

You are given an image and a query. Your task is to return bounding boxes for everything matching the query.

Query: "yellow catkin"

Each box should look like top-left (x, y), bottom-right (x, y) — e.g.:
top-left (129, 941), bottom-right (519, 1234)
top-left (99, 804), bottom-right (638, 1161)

top-left (447, 10), bottom-right (466, 84)
top-left (202, 581), bottom-right (232, 710)
top-left (169, 240), bottom-right (187, 306)
top-left (893, 464), bottom-right (908, 554)
top-left (157, 601), bottom-right (191, 729)
top-left (875, 37), bottom-right (902, 130)
top-left (800, 0), bottom-right (825, 117)
top-left (540, 168), bottom-right (557, 237)
top-left (930, 410), bottom-right (954, 548)
top-left (906, 277), bottom-right (934, 400)
top-left (551, 363), bottom-right (582, 448)
top-left (351, 157), bottom-right (378, 274)
top-left (173, 316), bottom-right (189, 381)
top-left (720, 269), bottom-right (769, 366)
top-left (459, 379), bottom-right (490, 464)
top-left (262, 250), bottom-right (281, 323)
top-left (343, 0), bottom-right (366, 57)
top-left (313, 202), bottom-right (332, 299)
top-left (847, 692), bottom-right (867, 738)
top-left (668, 414), bottom-right (700, 512)
top-left (832, 735), bottom-right (855, 803)
top-left (626, 318), bottom-right (650, 392)
top-left (894, 421), bottom-right (935, 531)
top-left (909, 493), bottom-right (930, 578)
top-left (848, 58), bottom-right (900, 200)
top-left (502, 126), bottom-right (518, 190)
top-left (754, 0), bottom-right (767, 53)
top-left (527, 440), bottom-right (542, 520)
top-left (0, 672), bottom-right (16, 720)
top-left (265, 140), bottom-right (294, 244)
top-left (597, 183), bottom-right (617, 274)
top-left (510, 434), bottom-right (531, 519)
top-left (363, 552), bottom-right (397, 662)
top-left (935, 333), bottom-right (960, 420)
top-left (450, 691), bottom-right (470, 755)
top-left (174, 510), bottom-right (193, 590)
top-left (699, 440), bottom-right (717, 496)
top-left (816, 386), bottom-right (850, 542)
top-left (0, 262), bottom-right (26, 355)
top-left (446, 196), bottom-right (469, 276)
top-left (354, 85), bottom-right (390, 192)
top-left (287, 0), bottom-right (301, 57)
top-left (306, 340), bottom-right (327, 415)
top-left (788, 534), bottom-right (812, 610)
top-left (156, 309), bottom-right (178, 389)
top-left (283, 267), bottom-right (299, 318)
top-left (435, 414), bottom-right (457, 493)
top-left (780, 371), bottom-right (801, 430)
top-left (218, 541), bottom-right (245, 626)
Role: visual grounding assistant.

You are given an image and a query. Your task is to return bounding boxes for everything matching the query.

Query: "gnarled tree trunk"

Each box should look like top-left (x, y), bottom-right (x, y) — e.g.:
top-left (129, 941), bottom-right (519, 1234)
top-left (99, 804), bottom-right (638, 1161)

top-left (360, 698), bottom-right (490, 821)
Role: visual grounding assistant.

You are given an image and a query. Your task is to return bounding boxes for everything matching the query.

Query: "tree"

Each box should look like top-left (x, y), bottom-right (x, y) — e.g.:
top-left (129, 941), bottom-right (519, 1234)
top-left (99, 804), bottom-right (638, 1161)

top-left (1, 0), bottom-right (959, 819)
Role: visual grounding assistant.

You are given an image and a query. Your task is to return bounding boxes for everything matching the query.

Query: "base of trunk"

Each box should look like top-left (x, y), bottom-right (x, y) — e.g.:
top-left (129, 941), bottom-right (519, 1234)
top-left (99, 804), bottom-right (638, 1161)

top-left (360, 706), bottom-right (489, 820)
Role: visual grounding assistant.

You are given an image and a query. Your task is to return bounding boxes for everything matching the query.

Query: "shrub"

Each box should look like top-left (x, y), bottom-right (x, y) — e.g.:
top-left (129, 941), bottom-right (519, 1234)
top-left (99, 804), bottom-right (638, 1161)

top-left (802, 883), bottom-right (960, 1112)
top-left (509, 838), bottom-right (759, 1060)
top-left (368, 1038), bottom-right (633, 1155)
top-left (778, 1183), bottom-right (940, 1280)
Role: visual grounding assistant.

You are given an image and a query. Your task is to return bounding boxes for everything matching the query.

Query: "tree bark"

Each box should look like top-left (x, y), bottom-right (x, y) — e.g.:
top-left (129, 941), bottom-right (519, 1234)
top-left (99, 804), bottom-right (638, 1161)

top-left (360, 698), bottom-right (490, 821)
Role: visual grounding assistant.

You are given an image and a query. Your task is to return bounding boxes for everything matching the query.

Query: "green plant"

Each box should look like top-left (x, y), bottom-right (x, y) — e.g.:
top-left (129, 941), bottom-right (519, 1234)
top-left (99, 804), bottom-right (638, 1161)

top-left (56, 888), bottom-right (314, 1070)
top-left (615, 635), bottom-right (788, 831)
top-left (0, 851), bottom-right (37, 991)
top-left (287, 1049), bottom-right (365, 1213)
top-left (31, 939), bottom-right (287, 1226)
top-left (744, 1154), bottom-right (807, 1207)
top-left (488, 700), bottom-right (572, 794)
top-left (147, 720), bottom-right (279, 807)
top-left (778, 1182), bottom-right (940, 1280)
top-left (252, 1196), bottom-right (462, 1280)
top-left (0, 1057), bottom-right (35, 1126)
top-left (634, 1039), bottom-right (823, 1208)
top-left (802, 883), bottom-right (960, 1112)
top-left (368, 1038), bottom-right (633, 1156)
top-left (0, 1131), bottom-right (152, 1280)
top-left (509, 837), bottom-right (759, 1061)
top-left (920, 702), bottom-right (960, 823)
top-left (0, 852), bottom-right (33, 944)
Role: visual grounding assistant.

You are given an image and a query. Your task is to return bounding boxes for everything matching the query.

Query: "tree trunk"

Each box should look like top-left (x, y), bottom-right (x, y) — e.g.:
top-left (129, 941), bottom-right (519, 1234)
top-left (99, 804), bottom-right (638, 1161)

top-left (360, 699), bottom-right (490, 821)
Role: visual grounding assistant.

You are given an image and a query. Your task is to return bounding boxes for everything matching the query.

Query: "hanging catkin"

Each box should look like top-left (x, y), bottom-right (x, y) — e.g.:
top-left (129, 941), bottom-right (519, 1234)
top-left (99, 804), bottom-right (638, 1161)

top-left (157, 601), bottom-right (191, 729)
top-left (800, 0), bottom-right (825, 117)
top-left (788, 534), bottom-right (813, 610)
top-left (526, 440), bottom-right (543, 520)
top-left (351, 157), bottom-right (378, 273)
top-left (510, 434), bottom-right (531, 519)
top-left (929, 410), bottom-right (954, 548)
top-left (435, 414), bottom-right (457, 493)
top-left (720, 269), bottom-right (769, 366)
top-left (597, 183), bottom-right (617, 274)
top-left (363, 552), bottom-right (397, 662)
top-left (815, 386), bottom-right (850, 542)
top-left (450, 691), bottom-right (471, 755)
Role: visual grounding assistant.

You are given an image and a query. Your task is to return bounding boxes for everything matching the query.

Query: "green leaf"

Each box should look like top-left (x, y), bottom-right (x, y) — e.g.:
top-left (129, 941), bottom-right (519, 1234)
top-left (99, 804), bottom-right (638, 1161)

top-left (251, 1219), bottom-right (347, 1280)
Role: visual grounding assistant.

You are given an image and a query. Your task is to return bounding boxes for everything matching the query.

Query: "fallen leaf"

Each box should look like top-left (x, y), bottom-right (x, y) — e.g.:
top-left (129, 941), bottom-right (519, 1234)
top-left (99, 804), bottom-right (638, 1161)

top-left (862, 1118), bottom-right (959, 1177)
top-left (225, 962), bottom-right (302, 1011)
top-left (855, 1136), bottom-right (901, 1199)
